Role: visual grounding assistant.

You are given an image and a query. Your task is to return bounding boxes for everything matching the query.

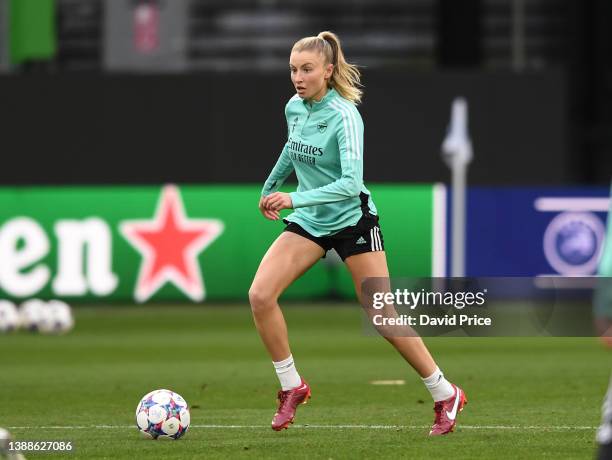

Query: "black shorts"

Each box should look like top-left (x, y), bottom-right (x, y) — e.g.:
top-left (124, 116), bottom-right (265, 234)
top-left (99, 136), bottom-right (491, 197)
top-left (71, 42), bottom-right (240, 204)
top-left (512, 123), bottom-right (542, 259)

top-left (283, 214), bottom-right (385, 261)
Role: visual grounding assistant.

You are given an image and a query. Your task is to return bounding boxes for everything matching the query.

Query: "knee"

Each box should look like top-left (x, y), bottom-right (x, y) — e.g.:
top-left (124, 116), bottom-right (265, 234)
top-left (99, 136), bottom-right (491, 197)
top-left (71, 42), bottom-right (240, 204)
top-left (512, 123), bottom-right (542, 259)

top-left (248, 285), bottom-right (277, 315)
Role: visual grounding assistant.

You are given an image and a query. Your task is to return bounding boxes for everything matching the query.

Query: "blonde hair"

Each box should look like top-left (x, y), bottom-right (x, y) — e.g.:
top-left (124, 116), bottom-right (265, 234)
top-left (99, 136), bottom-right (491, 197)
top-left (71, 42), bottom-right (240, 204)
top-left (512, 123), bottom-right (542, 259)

top-left (292, 31), bottom-right (363, 104)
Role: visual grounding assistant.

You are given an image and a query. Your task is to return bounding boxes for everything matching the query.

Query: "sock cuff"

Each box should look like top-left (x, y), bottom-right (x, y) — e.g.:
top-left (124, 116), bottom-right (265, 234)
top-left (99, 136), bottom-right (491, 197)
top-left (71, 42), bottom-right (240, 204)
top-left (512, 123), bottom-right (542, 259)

top-left (273, 354), bottom-right (294, 372)
top-left (422, 366), bottom-right (443, 386)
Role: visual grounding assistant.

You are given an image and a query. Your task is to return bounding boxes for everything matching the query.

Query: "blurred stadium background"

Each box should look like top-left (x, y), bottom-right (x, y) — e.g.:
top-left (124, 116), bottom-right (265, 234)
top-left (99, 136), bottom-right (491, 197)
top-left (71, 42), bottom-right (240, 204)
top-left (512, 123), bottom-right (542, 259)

top-left (0, 1), bottom-right (611, 459)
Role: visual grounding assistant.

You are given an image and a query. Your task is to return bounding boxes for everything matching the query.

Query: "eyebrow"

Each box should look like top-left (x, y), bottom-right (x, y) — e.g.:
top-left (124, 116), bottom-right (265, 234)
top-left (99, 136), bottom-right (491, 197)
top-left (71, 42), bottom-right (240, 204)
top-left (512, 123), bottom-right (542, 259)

top-left (289, 62), bottom-right (315, 68)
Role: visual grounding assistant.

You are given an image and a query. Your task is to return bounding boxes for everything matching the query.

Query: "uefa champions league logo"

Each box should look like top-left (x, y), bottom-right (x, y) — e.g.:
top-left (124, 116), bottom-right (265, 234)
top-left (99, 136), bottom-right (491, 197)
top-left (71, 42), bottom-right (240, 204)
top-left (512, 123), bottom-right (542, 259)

top-left (543, 211), bottom-right (605, 275)
top-left (556, 220), bottom-right (597, 264)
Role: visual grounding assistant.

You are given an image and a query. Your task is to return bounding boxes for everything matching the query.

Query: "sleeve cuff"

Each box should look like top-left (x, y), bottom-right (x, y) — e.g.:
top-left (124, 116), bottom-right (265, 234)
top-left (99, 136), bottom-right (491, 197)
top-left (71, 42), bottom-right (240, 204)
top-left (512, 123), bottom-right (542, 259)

top-left (290, 192), bottom-right (304, 208)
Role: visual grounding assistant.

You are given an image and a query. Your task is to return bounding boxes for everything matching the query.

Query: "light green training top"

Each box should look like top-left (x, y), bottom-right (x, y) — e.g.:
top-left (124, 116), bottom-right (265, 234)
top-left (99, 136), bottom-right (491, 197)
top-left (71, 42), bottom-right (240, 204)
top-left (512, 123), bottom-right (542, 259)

top-left (594, 181), bottom-right (612, 317)
top-left (599, 183), bottom-right (612, 277)
top-left (261, 87), bottom-right (377, 237)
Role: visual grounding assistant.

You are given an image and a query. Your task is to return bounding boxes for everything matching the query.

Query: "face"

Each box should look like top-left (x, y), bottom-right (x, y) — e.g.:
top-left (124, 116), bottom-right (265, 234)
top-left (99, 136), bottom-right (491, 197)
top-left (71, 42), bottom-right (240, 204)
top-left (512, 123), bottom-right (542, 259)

top-left (289, 50), bottom-right (333, 101)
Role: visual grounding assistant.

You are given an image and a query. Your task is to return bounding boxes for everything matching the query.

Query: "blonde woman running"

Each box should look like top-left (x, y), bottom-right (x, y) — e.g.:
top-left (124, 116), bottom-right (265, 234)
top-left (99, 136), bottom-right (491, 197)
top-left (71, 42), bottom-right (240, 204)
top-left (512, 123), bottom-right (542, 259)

top-left (250, 31), bottom-right (467, 436)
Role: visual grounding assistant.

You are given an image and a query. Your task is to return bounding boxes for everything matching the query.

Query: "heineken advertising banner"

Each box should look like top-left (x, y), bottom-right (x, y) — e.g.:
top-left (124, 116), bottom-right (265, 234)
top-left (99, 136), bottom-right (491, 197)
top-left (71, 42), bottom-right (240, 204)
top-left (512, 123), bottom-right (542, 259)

top-left (0, 185), bottom-right (440, 302)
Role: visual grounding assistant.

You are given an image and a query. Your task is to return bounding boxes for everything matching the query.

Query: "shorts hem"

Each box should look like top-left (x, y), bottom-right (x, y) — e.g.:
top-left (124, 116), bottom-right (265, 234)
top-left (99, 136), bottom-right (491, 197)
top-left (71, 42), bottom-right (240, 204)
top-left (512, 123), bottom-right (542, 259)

top-left (283, 223), bottom-right (330, 252)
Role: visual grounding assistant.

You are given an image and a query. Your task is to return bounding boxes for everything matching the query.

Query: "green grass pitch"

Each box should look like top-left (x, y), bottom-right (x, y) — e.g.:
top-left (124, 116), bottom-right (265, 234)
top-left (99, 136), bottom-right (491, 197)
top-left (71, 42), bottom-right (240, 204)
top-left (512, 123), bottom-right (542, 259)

top-left (0, 304), bottom-right (609, 459)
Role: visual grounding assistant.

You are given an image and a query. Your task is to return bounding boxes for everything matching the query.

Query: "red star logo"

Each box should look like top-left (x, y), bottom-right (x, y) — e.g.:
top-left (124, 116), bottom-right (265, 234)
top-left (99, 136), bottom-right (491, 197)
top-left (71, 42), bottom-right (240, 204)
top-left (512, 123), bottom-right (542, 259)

top-left (120, 185), bottom-right (223, 302)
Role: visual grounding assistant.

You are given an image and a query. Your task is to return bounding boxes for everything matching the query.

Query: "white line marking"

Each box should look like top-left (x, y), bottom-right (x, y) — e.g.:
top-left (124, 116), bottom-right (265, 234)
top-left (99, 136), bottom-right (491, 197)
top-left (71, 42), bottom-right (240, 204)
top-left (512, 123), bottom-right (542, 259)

top-left (369, 380), bottom-right (406, 385)
top-left (6, 424), bottom-right (597, 431)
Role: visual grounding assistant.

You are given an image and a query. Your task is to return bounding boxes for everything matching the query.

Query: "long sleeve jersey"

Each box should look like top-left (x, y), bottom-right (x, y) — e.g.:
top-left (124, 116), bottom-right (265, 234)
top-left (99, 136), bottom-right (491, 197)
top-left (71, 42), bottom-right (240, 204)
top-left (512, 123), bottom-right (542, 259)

top-left (261, 87), bottom-right (377, 237)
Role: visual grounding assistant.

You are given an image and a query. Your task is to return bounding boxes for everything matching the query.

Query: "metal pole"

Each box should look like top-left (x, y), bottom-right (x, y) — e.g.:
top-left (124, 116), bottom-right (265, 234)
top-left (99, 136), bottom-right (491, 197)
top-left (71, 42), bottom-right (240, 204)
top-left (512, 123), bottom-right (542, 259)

top-left (451, 158), bottom-right (467, 277)
top-left (442, 98), bottom-right (472, 278)
top-left (512, 0), bottom-right (526, 72)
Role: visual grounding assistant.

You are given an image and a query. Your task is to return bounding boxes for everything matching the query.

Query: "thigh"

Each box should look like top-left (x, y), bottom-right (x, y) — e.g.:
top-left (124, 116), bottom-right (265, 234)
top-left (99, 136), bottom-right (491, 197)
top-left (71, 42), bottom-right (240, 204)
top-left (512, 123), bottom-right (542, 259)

top-left (251, 231), bottom-right (326, 298)
top-left (345, 251), bottom-right (416, 338)
top-left (344, 251), bottom-right (390, 301)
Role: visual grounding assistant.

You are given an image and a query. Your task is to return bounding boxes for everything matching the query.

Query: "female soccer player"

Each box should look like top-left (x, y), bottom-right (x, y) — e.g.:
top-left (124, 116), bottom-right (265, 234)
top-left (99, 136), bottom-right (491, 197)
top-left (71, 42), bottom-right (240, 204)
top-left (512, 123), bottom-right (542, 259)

top-left (250, 31), bottom-right (466, 436)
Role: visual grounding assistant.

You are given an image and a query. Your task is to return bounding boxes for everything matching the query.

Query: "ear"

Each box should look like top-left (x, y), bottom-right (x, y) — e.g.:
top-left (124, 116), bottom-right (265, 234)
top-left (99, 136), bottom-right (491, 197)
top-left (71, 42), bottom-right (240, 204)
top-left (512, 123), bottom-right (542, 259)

top-left (324, 63), bottom-right (334, 80)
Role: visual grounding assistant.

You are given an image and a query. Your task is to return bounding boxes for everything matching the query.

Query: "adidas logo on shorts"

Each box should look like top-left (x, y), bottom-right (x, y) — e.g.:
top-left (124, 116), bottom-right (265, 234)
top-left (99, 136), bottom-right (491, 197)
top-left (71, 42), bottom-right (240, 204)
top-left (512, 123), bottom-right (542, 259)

top-left (356, 236), bottom-right (367, 245)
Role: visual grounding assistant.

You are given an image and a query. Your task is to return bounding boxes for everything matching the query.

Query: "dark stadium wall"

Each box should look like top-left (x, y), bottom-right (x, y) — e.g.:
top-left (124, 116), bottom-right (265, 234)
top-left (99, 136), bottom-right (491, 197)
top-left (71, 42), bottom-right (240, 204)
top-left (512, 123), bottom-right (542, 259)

top-left (0, 71), bottom-right (569, 185)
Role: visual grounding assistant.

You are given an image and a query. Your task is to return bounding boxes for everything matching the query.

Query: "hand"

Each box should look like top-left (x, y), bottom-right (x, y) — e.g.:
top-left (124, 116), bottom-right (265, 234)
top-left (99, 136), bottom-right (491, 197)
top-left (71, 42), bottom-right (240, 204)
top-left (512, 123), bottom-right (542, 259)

top-left (259, 196), bottom-right (280, 221)
top-left (263, 192), bottom-right (293, 211)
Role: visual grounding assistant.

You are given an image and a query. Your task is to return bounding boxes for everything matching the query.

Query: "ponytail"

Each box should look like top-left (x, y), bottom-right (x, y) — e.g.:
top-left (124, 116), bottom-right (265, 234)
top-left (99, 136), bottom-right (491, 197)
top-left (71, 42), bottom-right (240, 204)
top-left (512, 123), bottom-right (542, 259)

top-left (292, 31), bottom-right (363, 104)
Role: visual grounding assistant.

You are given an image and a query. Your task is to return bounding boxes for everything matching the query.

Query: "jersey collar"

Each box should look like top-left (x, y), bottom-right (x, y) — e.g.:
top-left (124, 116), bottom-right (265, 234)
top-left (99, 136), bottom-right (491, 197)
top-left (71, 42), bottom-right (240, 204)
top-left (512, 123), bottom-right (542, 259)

top-left (303, 87), bottom-right (337, 112)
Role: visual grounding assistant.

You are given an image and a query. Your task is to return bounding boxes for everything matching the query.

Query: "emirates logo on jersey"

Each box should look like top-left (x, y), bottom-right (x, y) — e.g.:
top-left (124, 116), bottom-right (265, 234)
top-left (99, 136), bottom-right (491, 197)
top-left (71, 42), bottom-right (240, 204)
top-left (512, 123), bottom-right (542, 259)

top-left (287, 138), bottom-right (324, 156)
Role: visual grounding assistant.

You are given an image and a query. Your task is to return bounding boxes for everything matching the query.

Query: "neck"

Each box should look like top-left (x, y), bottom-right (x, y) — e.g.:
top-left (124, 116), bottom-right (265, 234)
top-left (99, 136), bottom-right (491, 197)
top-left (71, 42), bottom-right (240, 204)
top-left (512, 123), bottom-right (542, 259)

top-left (309, 86), bottom-right (329, 103)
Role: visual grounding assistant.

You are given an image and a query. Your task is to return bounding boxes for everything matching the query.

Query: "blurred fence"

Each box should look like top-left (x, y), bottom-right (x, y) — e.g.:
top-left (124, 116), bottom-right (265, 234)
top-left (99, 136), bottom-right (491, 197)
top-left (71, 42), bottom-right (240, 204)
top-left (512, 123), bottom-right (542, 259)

top-left (0, 71), bottom-right (567, 185)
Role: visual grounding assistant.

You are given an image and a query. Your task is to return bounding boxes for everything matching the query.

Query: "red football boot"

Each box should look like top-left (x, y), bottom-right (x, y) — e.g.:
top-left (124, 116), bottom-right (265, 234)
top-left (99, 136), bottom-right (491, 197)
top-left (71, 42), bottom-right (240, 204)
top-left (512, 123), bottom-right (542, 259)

top-left (429, 384), bottom-right (467, 436)
top-left (271, 379), bottom-right (311, 431)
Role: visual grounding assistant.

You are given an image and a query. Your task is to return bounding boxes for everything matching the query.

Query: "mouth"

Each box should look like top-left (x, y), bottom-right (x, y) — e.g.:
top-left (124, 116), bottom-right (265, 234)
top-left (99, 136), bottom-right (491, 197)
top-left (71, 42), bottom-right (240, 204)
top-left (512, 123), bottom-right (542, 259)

top-left (296, 86), bottom-right (305, 93)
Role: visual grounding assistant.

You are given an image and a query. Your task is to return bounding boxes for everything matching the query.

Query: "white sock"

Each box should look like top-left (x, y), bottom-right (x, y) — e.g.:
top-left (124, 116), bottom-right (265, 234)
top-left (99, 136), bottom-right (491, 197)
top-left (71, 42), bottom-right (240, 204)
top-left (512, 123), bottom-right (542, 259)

top-left (273, 354), bottom-right (302, 391)
top-left (422, 367), bottom-right (455, 402)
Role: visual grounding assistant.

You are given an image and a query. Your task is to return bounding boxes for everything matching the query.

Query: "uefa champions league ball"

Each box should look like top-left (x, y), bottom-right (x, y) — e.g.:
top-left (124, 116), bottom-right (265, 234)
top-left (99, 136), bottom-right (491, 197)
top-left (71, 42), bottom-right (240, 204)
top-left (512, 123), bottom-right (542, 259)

top-left (136, 389), bottom-right (191, 440)
top-left (38, 300), bottom-right (74, 334)
top-left (19, 299), bottom-right (46, 331)
top-left (0, 427), bottom-right (25, 460)
top-left (0, 427), bottom-right (12, 454)
top-left (0, 300), bottom-right (19, 333)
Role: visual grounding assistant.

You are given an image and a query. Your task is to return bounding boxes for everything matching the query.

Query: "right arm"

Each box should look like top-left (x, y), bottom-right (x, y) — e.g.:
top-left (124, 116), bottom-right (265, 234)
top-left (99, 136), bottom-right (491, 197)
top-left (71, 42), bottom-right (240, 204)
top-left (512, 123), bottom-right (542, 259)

top-left (261, 144), bottom-right (294, 197)
top-left (262, 96), bottom-right (300, 196)
top-left (259, 97), bottom-right (298, 219)
top-left (259, 144), bottom-right (294, 220)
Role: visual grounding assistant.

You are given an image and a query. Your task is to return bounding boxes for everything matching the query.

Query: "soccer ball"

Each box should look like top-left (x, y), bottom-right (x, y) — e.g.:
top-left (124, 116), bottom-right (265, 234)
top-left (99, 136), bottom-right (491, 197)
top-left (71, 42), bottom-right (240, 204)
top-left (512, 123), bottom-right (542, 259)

top-left (19, 299), bottom-right (46, 331)
top-left (38, 300), bottom-right (74, 334)
top-left (0, 427), bottom-right (11, 454)
top-left (0, 300), bottom-right (19, 333)
top-left (135, 389), bottom-right (190, 440)
top-left (0, 428), bottom-right (25, 460)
